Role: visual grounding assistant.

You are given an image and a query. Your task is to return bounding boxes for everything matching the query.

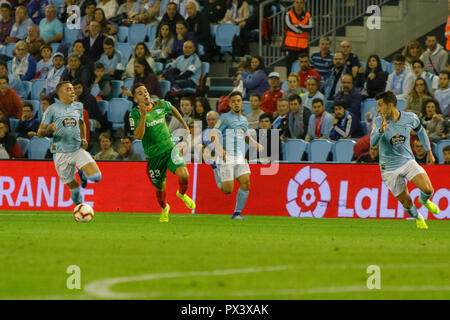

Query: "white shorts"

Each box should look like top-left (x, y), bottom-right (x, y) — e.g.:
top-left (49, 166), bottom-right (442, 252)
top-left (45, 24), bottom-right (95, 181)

top-left (218, 161), bottom-right (251, 182)
top-left (381, 160), bottom-right (426, 197)
top-left (54, 149), bottom-right (95, 184)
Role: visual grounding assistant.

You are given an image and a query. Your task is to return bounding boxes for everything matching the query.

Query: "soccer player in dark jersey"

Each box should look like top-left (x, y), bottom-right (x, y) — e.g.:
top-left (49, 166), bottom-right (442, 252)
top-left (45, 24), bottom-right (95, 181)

top-left (130, 83), bottom-right (195, 222)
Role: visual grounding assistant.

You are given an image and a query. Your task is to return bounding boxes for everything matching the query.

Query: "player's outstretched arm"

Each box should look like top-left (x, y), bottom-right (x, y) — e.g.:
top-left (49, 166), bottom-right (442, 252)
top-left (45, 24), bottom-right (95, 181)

top-left (171, 106), bottom-right (189, 131)
top-left (37, 123), bottom-right (56, 138)
top-left (245, 134), bottom-right (264, 152)
top-left (211, 130), bottom-right (226, 160)
top-left (78, 120), bottom-right (88, 149)
top-left (370, 116), bottom-right (385, 147)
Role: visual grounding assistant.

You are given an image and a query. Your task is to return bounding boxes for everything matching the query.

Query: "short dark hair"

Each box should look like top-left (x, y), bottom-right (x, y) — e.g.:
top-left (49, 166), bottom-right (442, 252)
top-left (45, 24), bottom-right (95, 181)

top-left (393, 54), bottom-right (406, 63)
top-left (249, 93), bottom-right (260, 100)
top-left (259, 113), bottom-right (273, 123)
top-left (412, 59), bottom-right (424, 68)
top-left (333, 100), bottom-right (346, 109)
top-left (121, 135), bottom-right (133, 142)
top-left (73, 40), bottom-right (84, 48)
top-left (40, 44), bottom-right (52, 52)
top-left (312, 98), bottom-right (324, 106)
top-left (0, 60), bottom-right (7, 69)
top-left (229, 91), bottom-right (243, 99)
top-left (375, 91), bottom-right (397, 106)
top-left (55, 81), bottom-right (72, 96)
top-left (0, 3), bottom-right (11, 10)
top-left (175, 20), bottom-right (187, 28)
top-left (288, 94), bottom-right (302, 104)
top-left (443, 145), bottom-right (450, 152)
top-left (23, 103), bottom-right (33, 111)
top-left (71, 79), bottom-right (83, 87)
top-left (131, 82), bottom-right (146, 96)
top-left (42, 95), bottom-right (55, 104)
top-left (103, 37), bottom-right (115, 47)
top-left (0, 75), bottom-right (9, 84)
top-left (298, 52), bottom-right (309, 60)
top-left (439, 70), bottom-right (450, 78)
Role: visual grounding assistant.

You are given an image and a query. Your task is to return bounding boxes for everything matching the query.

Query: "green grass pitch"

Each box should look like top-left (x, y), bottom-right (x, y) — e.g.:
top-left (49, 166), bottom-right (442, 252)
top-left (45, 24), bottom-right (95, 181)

top-left (0, 211), bottom-right (449, 300)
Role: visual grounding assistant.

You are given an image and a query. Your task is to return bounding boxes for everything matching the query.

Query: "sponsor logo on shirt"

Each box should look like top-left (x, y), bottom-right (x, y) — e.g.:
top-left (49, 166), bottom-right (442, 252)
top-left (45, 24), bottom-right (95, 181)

top-left (155, 109), bottom-right (162, 114)
top-left (146, 118), bottom-right (165, 127)
top-left (63, 117), bottom-right (77, 127)
top-left (390, 133), bottom-right (406, 145)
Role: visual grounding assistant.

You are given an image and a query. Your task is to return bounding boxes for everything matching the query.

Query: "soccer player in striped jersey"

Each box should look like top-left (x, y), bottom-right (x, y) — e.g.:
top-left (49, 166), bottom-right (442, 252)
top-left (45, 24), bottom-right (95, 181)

top-left (130, 83), bottom-right (195, 222)
top-left (371, 91), bottom-right (439, 229)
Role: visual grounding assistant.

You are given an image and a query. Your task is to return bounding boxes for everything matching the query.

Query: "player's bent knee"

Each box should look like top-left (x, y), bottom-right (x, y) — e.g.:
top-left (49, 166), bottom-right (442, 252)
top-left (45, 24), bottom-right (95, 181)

top-left (88, 172), bottom-right (102, 183)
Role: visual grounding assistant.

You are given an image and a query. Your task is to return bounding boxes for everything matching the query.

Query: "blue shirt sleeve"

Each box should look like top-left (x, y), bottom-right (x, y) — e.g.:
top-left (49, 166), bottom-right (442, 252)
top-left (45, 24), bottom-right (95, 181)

top-left (41, 105), bottom-right (53, 125)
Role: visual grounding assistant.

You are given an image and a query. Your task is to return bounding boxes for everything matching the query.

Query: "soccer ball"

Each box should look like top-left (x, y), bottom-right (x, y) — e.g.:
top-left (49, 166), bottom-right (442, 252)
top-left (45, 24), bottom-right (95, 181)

top-left (73, 203), bottom-right (94, 223)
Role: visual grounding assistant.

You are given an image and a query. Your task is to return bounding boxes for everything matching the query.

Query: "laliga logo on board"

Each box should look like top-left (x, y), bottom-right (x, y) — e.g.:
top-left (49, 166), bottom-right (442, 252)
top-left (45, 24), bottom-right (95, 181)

top-left (286, 166), bottom-right (331, 218)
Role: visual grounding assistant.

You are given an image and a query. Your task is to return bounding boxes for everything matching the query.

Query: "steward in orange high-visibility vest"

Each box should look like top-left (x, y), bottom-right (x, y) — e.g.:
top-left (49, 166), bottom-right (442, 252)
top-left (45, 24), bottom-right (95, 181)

top-left (284, 9), bottom-right (312, 51)
top-left (446, 16), bottom-right (450, 50)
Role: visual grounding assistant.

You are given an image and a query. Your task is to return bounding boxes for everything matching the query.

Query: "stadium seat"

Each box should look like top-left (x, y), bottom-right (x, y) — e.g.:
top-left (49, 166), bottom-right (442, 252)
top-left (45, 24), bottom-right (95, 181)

top-left (243, 100), bottom-right (251, 115)
top-left (308, 139), bottom-right (333, 162)
top-left (107, 98), bottom-right (132, 129)
top-left (360, 121), bottom-right (368, 135)
top-left (5, 43), bottom-right (15, 57)
top-left (154, 62), bottom-right (164, 72)
top-left (281, 81), bottom-right (289, 91)
top-left (9, 118), bottom-right (19, 137)
top-left (51, 0), bottom-right (65, 8)
top-left (325, 100), bottom-right (334, 113)
top-left (28, 137), bottom-right (52, 159)
top-left (198, 44), bottom-right (205, 56)
top-left (7, 59), bottom-right (11, 72)
top-left (159, 0), bottom-right (169, 17)
top-left (97, 100), bottom-right (109, 116)
top-left (332, 139), bottom-right (356, 163)
top-left (24, 100), bottom-right (40, 118)
top-left (115, 42), bottom-right (132, 61)
top-left (381, 59), bottom-right (393, 74)
top-left (215, 23), bottom-right (240, 54)
top-left (50, 43), bottom-right (59, 54)
top-left (159, 80), bottom-right (170, 98)
top-left (16, 138), bottom-right (30, 156)
top-left (147, 24), bottom-right (158, 44)
top-left (210, 25), bottom-right (218, 38)
top-left (31, 79), bottom-right (45, 100)
top-left (128, 24), bottom-right (147, 45)
top-left (0, 44), bottom-right (5, 55)
top-left (182, 61), bottom-right (210, 94)
top-left (63, 26), bottom-right (81, 44)
top-left (132, 140), bottom-right (146, 160)
top-left (436, 139), bottom-right (450, 164)
top-left (291, 61), bottom-right (300, 74)
top-left (362, 98), bottom-right (377, 118)
top-left (21, 81), bottom-right (32, 99)
top-left (111, 80), bottom-right (123, 98)
top-left (117, 26), bottom-right (128, 42)
top-left (397, 99), bottom-right (406, 111)
top-left (283, 139), bottom-right (308, 163)
top-left (122, 78), bottom-right (134, 97)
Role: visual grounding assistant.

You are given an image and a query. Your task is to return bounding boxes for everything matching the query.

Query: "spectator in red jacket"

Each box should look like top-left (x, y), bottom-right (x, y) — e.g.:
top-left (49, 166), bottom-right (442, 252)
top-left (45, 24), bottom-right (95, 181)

top-left (0, 120), bottom-right (23, 158)
top-left (0, 76), bottom-right (23, 119)
top-left (260, 71), bottom-right (283, 114)
top-left (297, 52), bottom-right (320, 89)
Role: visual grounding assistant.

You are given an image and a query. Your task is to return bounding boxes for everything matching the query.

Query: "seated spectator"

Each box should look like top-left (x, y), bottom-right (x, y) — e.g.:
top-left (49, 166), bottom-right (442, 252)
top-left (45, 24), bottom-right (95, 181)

top-left (413, 138), bottom-right (429, 165)
top-left (287, 95), bottom-right (311, 140)
top-left (329, 100), bottom-right (364, 141)
top-left (0, 60), bottom-right (26, 99)
top-left (355, 54), bottom-right (388, 99)
top-left (402, 40), bottom-right (423, 71)
top-left (157, 2), bottom-right (184, 37)
top-left (0, 120), bottom-right (22, 158)
top-left (98, 37), bottom-right (127, 80)
top-left (234, 56), bottom-right (269, 100)
top-left (172, 0), bottom-right (189, 19)
top-left (130, 0), bottom-right (161, 25)
top-left (404, 77), bottom-right (432, 116)
top-left (282, 73), bottom-right (306, 100)
top-left (219, 0), bottom-right (250, 27)
top-left (246, 112), bottom-right (282, 163)
top-left (356, 145), bottom-right (379, 164)
top-left (43, 52), bottom-right (66, 96)
top-left (297, 53), bottom-right (320, 89)
top-left (245, 93), bottom-right (264, 130)
top-left (122, 57), bottom-right (162, 99)
top-left (0, 76), bottom-right (23, 119)
top-left (340, 40), bottom-right (360, 78)
top-left (0, 3), bottom-right (15, 44)
top-left (386, 54), bottom-right (416, 100)
top-left (27, 0), bottom-right (49, 25)
top-left (260, 72), bottom-right (283, 114)
top-left (420, 35), bottom-right (448, 76)
top-left (25, 25), bottom-right (45, 62)
top-left (302, 76), bottom-right (325, 111)
top-left (38, 5), bottom-right (63, 44)
top-left (123, 42), bottom-right (156, 80)
top-left (434, 70), bottom-right (450, 112)
top-left (91, 62), bottom-right (113, 101)
top-left (5, 6), bottom-right (34, 44)
top-left (186, 0), bottom-right (215, 62)
top-left (334, 74), bottom-right (363, 121)
top-left (353, 134), bottom-right (370, 160)
top-left (81, 0), bottom-right (96, 37)
top-left (323, 51), bottom-right (351, 100)
top-left (162, 40), bottom-right (201, 92)
top-left (201, 110), bottom-right (220, 163)
top-left (311, 37), bottom-right (334, 87)
top-left (72, 40), bottom-right (94, 72)
top-left (203, 0), bottom-right (226, 24)
top-left (61, 53), bottom-right (92, 90)
top-left (150, 22), bottom-right (174, 64)
top-left (443, 145), bottom-right (450, 164)
top-left (170, 20), bottom-right (198, 59)
top-left (94, 132), bottom-right (118, 160)
top-left (420, 98), bottom-right (445, 143)
top-left (96, 0), bottom-right (119, 20)
top-left (82, 21), bottom-right (106, 62)
top-left (168, 96), bottom-right (194, 132)
top-left (93, 8), bottom-right (117, 37)
top-left (272, 98), bottom-right (290, 141)
top-left (11, 40), bottom-right (36, 81)
top-left (41, 94), bottom-right (54, 114)
top-left (0, 109), bottom-right (7, 125)
top-left (35, 44), bottom-right (53, 79)
top-left (115, 0), bottom-right (135, 26)
top-left (411, 59), bottom-right (439, 94)
top-left (15, 102), bottom-right (39, 139)
top-left (193, 97), bottom-right (211, 129)
top-left (305, 98), bottom-right (333, 142)
top-left (116, 136), bottom-right (142, 161)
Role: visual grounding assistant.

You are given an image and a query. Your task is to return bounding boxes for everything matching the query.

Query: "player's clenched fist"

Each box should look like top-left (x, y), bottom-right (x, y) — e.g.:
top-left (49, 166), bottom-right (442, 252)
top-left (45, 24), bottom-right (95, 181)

top-left (380, 116), bottom-right (389, 133)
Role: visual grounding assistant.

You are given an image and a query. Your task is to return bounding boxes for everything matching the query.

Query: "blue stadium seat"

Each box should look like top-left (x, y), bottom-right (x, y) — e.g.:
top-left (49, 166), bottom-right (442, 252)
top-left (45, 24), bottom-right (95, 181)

top-left (159, 0), bottom-right (169, 17)
top-left (28, 137), bottom-right (52, 159)
top-left (283, 139), bottom-right (308, 163)
top-left (397, 99), bottom-right (406, 111)
top-left (181, 62), bottom-right (210, 94)
top-left (117, 26), bottom-right (128, 42)
top-left (122, 78), bottom-right (134, 97)
top-left (381, 59), bottom-right (393, 74)
top-left (5, 43), bottom-right (15, 57)
top-left (24, 100), bottom-right (40, 118)
top-left (9, 118), bottom-right (20, 137)
top-left (281, 81), bottom-right (289, 91)
top-left (436, 139), bottom-right (450, 164)
top-left (111, 80), bottom-right (123, 98)
top-left (243, 100), bottom-right (251, 115)
top-left (291, 61), bottom-right (300, 73)
top-left (31, 79), bottom-right (45, 100)
top-left (360, 121), bottom-right (368, 135)
top-left (50, 43), bottom-right (60, 54)
top-left (325, 100), bottom-right (334, 113)
top-left (7, 59), bottom-right (12, 72)
top-left (115, 42), bottom-right (132, 61)
top-left (159, 80), bottom-right (170, 98)
top-left (0, 44), bottom-right (5, 55)
top-left (128, 24), bottom-right (147, 45)
top-left (210, 25), bottom-right (218, 38)
top-left (21, 81), bottom-right (32, 99)
top-left (332, 139), bottom-right (356, 163)
top-left (308, 139), bottom-right (333, 162)
top-left (16, 138), bottom-right (30, 156)
top-left (215, 23), bottom-right (240, 54)
top-left (362, 98), bottom-right (377, 118)
top-left (97, 100), bottom-right (109, 116)
top-left (154, 62), bottom-right (164, 72)
top-left (147, 24), bottom-right (158, 44)
top-left (107, 98), bottom-right (132, 130)
top-left (132, 140), bottom-right (146, 160)
top-left (51, 0), bottom-right (65, 8)
top-left (63, 26), bottom-right (81, 44)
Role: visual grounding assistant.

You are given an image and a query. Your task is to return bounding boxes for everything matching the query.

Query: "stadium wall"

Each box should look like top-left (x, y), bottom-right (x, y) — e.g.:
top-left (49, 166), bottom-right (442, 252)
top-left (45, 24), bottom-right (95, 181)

top-left (0, 161), bottom-right (449, 220)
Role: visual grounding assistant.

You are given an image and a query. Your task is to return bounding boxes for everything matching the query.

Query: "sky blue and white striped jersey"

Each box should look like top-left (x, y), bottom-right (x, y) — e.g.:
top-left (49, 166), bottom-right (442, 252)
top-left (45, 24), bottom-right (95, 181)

top-left (41, 100), bottom-right (84, 153)
top-left (218, 111), bottom-right (249, 157)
